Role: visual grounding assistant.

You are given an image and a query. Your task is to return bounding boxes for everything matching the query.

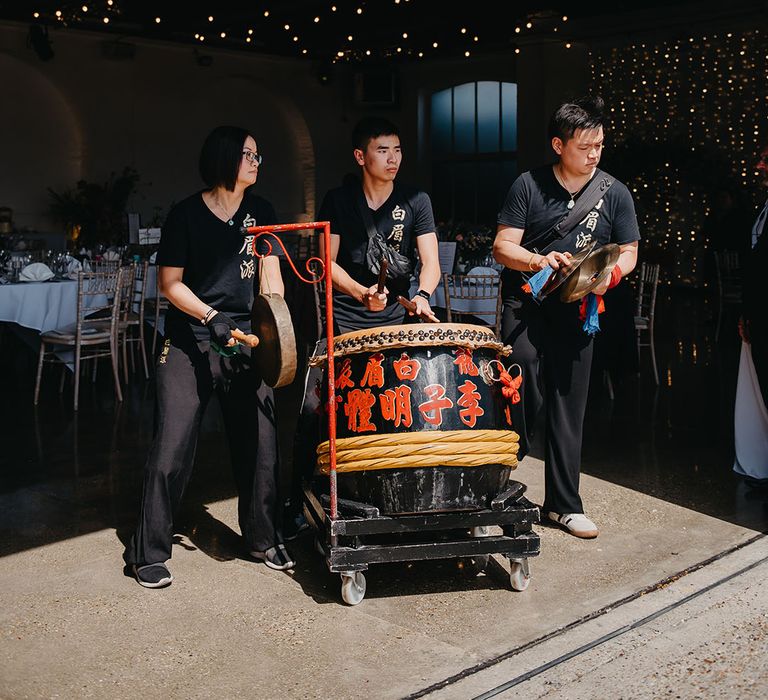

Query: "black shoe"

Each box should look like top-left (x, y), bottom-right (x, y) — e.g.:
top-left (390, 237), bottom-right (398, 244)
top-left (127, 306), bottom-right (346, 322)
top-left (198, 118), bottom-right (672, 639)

top-left (284, 512), bottom-right (310, 541)
top-left (132, 562), bottom-right (173, 588)
top-left (251, 543), bottom-right (296, 571)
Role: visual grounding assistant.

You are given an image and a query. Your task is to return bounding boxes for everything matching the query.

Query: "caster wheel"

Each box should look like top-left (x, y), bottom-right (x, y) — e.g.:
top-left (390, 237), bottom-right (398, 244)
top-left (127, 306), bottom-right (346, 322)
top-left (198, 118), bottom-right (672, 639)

top-left (509, 560), bottom-right (530, 591)
top-left (341, 571), bottom-right (366, 605)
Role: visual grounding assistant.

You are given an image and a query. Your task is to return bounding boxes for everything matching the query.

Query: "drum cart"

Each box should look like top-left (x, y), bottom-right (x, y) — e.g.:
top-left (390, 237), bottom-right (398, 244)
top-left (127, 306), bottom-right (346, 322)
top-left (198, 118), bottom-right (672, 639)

top-left (303, 480), bottom-right (540, 605)
top-left (246, 221), bottom-right (541, 606)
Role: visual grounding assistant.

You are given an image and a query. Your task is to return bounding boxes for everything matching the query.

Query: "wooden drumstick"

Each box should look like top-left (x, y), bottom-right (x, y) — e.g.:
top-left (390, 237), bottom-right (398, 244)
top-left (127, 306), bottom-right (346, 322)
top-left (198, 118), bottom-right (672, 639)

top-left (396, 295), bottom-right (418, 314)
top-left (397, 295), bottom-right (441, 323)
top-left (231, 328), bottom-right (260, 347)
top-left (376, 256), bottom-right (388, 294)
top-left (396, 295), bottom-right (437, 323)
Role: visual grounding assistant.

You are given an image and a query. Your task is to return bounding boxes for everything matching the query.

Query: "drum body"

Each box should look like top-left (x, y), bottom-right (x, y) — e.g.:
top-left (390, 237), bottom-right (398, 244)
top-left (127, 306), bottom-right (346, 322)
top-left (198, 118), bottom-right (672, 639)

top-left (316, 323), bottom-right (520, 514)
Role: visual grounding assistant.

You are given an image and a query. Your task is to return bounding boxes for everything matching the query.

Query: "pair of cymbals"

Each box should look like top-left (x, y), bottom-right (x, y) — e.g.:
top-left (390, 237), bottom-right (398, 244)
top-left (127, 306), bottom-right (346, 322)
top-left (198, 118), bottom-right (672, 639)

top-left (539, 243), bottom-right (620, 303)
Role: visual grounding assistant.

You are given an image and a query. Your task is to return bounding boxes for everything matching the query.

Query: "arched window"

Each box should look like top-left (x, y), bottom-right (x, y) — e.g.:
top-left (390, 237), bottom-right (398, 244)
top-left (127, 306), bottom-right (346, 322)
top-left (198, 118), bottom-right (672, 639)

top-left (430, 81), bottom-right (517, 226)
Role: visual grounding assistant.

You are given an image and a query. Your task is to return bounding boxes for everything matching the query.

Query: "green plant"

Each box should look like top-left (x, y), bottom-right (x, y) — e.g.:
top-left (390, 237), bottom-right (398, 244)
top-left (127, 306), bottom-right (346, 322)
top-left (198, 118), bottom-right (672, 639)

top-left (48, 167), bottom-right (140, 248)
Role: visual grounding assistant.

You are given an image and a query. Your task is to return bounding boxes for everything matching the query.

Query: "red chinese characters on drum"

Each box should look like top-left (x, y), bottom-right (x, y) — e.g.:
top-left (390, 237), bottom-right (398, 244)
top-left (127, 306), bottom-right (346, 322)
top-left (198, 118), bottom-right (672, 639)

top-left (332, 345), bottom-right (514, 437)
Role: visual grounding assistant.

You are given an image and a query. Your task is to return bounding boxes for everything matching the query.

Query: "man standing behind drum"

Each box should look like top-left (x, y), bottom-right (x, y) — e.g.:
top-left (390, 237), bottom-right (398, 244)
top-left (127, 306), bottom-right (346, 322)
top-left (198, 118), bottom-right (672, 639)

top-left (493, 96), bottom-right (639, 539)
top-left (321, 116), bottom-right (440, 331)
top-left (285, 116), bottom-right (441, 536)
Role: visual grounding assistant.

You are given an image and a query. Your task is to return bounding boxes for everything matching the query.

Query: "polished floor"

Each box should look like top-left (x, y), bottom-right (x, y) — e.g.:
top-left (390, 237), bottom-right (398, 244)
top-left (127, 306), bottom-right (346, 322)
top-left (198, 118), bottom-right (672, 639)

top-left (583, 287), bottom-right (767, 533)
top-left (1, 289), bottom-right (767, 699)
top-left (0, 287), bottom-right (765, 560)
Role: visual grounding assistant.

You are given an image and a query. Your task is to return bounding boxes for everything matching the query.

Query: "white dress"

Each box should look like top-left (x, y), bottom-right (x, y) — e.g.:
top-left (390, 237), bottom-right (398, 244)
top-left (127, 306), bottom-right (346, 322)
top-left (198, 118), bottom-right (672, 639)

top-left (733, 341), bottom-right (768, 480)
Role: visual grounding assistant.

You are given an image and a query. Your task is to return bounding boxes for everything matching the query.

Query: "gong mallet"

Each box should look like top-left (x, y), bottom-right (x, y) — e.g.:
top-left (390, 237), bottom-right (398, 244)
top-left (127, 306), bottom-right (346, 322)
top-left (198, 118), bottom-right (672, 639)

top-left (230, 329), bottom-right (260, 347)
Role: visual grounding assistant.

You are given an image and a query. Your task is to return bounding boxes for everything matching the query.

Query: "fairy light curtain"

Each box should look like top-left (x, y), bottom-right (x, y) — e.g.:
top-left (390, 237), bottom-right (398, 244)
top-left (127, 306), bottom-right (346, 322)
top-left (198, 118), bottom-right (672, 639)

top-left (590, 29), bottom-right (766, 286)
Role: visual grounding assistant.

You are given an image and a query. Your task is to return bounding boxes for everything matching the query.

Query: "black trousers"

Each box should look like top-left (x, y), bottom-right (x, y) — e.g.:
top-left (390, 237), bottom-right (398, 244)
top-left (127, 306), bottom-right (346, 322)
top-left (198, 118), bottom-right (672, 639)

top-left (502, 297), bottom-right (594, 515)
top-left (125, 332), bottom-right (282, 566)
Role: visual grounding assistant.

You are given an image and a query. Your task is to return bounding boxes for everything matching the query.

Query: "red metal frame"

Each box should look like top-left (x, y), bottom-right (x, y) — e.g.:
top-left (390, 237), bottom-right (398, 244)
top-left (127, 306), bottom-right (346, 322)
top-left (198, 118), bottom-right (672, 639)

top-left (243, 221), bottom-right (339, 519)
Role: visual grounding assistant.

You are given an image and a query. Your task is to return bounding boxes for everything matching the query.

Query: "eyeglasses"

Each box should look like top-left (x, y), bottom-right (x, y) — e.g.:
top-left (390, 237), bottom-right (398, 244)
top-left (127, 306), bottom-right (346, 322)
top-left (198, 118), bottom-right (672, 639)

top-left (242, 150), bottom-right (263, 165)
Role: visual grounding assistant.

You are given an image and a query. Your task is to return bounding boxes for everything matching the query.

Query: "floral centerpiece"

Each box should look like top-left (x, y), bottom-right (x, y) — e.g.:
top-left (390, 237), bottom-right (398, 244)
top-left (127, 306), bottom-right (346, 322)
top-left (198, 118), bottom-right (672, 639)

top-left (438, 221), bottom-right (498, 271)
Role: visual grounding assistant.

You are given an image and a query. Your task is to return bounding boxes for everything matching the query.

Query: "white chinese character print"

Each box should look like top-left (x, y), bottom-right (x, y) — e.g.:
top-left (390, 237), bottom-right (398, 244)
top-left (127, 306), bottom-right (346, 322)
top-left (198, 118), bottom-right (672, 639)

top-left (238, 235), bottom-right (256, 256)
top-left (240, 258), bottom-right (256, 279)
top-left (388, 223), bottom-right (405, 244)
top-left (584, 211), bottom-right (599, 232)
top-left (242, 212), bottom-right (256, 229)
top-left (575, 231), bottom-right (593, 249)
top-left (391, 205), bottom-right (406, 222)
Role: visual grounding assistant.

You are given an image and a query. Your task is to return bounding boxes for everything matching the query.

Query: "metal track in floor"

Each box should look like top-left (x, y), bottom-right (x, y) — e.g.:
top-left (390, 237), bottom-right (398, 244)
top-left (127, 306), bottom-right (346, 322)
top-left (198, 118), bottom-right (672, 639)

top-left (403, 532), bottom-right (766, 700)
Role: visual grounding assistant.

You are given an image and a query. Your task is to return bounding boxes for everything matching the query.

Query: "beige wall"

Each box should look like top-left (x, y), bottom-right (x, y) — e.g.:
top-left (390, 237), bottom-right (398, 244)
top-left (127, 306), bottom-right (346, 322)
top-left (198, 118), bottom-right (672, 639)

top-left (0, 20), bottom-right (589, 235)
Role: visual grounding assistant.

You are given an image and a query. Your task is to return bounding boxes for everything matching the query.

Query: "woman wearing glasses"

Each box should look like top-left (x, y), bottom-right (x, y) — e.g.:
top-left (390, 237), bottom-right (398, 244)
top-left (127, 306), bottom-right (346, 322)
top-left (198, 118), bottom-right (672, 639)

top-left (124, 125), bottom-right (294, 588)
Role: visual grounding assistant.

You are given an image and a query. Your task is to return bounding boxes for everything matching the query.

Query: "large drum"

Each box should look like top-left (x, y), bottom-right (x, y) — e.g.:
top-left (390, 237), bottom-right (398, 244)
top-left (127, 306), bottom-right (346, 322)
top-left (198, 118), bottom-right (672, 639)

top-left (314, 323), bottom-right (521, 514)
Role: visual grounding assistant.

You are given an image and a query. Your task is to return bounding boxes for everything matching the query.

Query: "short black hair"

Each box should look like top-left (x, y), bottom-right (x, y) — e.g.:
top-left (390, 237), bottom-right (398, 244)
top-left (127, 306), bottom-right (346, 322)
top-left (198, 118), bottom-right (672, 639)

top-left (548, 96), bottom-right (605, 143)
top-left (352, 116), bottom-right (400, 151)
top-left (199, 125), bottom-right (253, 191)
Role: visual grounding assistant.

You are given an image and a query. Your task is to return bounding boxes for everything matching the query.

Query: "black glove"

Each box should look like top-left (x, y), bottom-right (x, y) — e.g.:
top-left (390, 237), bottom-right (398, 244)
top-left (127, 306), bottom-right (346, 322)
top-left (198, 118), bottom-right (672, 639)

top-left (206, 311), bottom-right (238, 348)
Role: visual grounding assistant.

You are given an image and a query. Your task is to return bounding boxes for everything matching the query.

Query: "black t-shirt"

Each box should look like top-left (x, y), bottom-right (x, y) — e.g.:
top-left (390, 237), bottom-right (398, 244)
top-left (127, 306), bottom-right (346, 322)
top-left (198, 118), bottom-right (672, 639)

top-left (497, 166), bottom-right (640, 303)
top-left (319, 180), bottom-right (436, 330)
top-left (157, 190), bottom-right (278, 340)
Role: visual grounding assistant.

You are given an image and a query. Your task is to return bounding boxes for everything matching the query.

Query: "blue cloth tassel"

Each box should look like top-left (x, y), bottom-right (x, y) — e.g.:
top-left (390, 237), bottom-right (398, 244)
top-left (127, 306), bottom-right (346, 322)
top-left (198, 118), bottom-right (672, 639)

top-left (582, 293), bottom-right (601, 336)
top-left (526, 266), bottom-right (554, 301)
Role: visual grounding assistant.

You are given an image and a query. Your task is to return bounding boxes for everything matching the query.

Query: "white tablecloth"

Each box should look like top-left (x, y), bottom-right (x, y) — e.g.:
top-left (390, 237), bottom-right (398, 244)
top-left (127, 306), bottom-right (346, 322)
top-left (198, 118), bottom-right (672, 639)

top-left (0, 280), bottom-right (87, 333)
top-left (0, 279), bottom-right (110, 370)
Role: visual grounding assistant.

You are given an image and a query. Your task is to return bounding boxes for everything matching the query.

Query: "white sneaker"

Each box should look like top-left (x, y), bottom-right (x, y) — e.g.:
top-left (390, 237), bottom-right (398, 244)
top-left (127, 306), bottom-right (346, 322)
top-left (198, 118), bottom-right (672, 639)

top-left (547, 512), bottom-right (599, 539)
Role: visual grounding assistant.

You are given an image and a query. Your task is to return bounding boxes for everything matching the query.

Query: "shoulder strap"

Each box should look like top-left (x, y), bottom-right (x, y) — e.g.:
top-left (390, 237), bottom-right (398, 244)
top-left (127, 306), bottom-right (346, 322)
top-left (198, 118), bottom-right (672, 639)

top-left (553, 170), bottom-right (613, 237)
top-left (353, 185), bottom-right (382, 240)
top-left (526, 169), bottom-right (614, 251)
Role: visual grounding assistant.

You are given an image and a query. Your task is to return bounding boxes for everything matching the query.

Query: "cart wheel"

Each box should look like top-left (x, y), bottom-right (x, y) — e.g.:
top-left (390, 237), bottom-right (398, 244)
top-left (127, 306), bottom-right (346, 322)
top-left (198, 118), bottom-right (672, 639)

top-left (340, 571), bottom-right (366, 606)
top-left (509, 560), bottom-right (530, 591)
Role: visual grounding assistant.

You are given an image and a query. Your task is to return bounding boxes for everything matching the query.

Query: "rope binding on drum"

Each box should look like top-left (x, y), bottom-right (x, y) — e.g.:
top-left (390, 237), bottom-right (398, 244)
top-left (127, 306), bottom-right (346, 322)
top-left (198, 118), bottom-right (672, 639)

top-left (315, 428), bottom-right (520, 474)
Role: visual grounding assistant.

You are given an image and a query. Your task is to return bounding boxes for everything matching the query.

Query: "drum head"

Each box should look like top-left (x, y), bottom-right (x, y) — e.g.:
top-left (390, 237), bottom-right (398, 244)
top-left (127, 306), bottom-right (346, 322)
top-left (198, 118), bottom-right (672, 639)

top-left (309, 323), bottom-right (510, 365)
top-left (251, 294), bottom-right (297, 388)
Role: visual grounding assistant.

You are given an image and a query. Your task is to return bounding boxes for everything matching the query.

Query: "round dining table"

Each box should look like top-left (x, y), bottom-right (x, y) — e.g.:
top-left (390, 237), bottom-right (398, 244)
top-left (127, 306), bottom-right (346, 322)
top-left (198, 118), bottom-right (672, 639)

top-left (0, 279), bottom-right (93, 333)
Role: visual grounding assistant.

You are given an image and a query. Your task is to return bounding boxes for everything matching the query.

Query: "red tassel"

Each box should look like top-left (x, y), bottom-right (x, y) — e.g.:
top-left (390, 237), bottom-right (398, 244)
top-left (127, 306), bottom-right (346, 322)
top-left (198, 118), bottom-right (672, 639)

top-left (499, 368), bottom-right (522, 404)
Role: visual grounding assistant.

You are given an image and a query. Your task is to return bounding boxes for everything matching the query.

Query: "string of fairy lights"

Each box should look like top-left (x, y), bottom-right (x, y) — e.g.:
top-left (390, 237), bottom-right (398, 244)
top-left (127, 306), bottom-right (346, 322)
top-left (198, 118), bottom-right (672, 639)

top-left (26, 1), bottom-right (572, 62)
top-left (590, 29), bottom-right (767, 286)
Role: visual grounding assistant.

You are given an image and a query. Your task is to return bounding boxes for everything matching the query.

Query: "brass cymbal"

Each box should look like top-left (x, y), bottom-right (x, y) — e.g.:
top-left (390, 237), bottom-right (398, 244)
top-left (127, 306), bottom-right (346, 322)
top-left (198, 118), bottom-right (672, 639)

top-left (559, 243), bottom-right (621, 303)
top-left (539, 240), bottom-right (597, 298)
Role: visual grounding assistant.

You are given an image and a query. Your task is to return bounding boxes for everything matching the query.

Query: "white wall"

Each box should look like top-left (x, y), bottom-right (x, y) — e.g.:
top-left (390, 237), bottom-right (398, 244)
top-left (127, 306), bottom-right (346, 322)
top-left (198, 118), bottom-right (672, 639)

top-left (0, 21), bottom-right (354, 232)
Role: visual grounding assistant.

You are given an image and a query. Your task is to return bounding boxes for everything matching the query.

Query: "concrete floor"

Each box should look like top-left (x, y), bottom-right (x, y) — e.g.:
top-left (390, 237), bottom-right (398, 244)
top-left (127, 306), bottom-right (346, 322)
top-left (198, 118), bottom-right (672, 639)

top-left (1, 288), bottom-right (766, 698)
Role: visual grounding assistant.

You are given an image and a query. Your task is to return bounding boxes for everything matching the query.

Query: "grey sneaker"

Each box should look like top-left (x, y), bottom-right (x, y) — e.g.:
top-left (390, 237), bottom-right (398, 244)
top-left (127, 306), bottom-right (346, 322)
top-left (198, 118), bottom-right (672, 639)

top-left (251, 544), bottom-right (296, 571)
top-left (133, 562), bottom-right (173, 588)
